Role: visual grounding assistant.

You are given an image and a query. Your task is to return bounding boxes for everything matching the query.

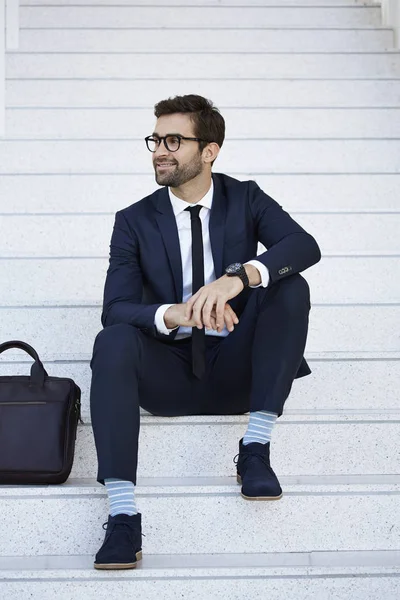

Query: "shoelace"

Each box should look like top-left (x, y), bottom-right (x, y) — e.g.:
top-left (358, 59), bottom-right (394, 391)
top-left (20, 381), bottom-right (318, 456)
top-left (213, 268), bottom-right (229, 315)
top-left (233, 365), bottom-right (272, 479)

top-left (102, 521), bottom-right (146, 538)
top-left (233, 452), bottom-right (274, 473)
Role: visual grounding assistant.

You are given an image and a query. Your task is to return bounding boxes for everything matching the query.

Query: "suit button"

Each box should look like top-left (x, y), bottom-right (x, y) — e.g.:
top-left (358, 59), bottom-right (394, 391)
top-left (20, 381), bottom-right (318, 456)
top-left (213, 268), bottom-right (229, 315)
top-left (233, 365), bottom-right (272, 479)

top-left (278, 266), bottom-right (292, 275)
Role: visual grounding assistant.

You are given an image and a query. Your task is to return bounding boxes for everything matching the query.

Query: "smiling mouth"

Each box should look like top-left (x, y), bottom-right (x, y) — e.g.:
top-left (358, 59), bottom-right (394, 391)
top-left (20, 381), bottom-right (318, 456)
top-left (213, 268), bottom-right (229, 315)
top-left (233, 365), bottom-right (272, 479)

top-left (156, 163), bottom-right (176, 168)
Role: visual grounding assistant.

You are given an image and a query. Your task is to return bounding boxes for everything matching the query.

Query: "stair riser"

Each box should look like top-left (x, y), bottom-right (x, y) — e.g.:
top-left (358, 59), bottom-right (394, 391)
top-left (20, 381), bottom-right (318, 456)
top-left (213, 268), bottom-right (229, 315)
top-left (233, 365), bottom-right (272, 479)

top-left (20, 0), bottom-right (379, 6)
top-left (0, 304), bottom-right (397, 359)
top-left (8, 81), bottom-right (400, 109)
top-left (1, 174), bottom-right (399, 212)
top-left (8, 53), bottom-right (400, 79)
top-left (2, 213), bottom-right (399, 254)
top-left (69, 422), bottom-right (400, 479)
top-left (0, 493), bottom-right (398, 555)
top-left (0, 306), bottom-right (398, 354)
top-left (1, 359), bottom-right (396, 413)
top-left (1, 576), bottom-right (400, 600)
top-left (1, 257), bottom-right (397, 305)
top-left (17, 29), bottom-right (394, 53)
top-left (19, 6), bottom-right (381, 28)
top-left (1, 140), bottom-right (399, 174)
top-left (6, 108), bottom-right (400, 139)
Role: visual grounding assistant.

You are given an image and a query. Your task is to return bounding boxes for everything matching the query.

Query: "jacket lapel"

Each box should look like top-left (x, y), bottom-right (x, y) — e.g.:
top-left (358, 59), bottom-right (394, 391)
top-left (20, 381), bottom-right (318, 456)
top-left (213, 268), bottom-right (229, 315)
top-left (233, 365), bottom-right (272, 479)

top-left (153, 187), bottom-right (183, 303)
top-left (209, 173), bottom-right (227, 279)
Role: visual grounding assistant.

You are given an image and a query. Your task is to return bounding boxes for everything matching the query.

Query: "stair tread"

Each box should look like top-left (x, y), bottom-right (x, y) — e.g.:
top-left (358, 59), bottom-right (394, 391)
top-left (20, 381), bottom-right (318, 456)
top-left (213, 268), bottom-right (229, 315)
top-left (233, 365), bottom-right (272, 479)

top-left (2, 475), bottom-right (400, 495)
top-left (2, 350), bottom-right (400, 362)
top-left (1, 551), bottom-right (400, 578)
top-left (75, 412), bottom-right (400, 425)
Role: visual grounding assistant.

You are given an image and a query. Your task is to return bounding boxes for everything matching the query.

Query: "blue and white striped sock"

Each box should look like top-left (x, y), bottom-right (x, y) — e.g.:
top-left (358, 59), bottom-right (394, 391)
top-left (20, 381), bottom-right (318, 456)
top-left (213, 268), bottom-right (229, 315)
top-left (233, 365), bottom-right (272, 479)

top-left (104, 478), bottom-right (138, 516)
top-left (243, 411), bottom-right (278, 445)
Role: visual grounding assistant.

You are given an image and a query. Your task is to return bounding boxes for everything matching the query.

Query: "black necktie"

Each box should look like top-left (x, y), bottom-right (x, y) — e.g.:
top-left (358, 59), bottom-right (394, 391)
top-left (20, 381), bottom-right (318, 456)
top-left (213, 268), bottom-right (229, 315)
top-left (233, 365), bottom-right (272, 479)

top-left (185, 205), bottom-right (206, 379)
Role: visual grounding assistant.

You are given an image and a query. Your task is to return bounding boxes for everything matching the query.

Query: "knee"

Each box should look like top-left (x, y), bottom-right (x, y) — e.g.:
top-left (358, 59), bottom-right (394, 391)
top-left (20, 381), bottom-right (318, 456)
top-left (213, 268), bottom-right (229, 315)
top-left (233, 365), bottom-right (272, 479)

top-left (274, 274), bottom-right (311, 315)
top-left (91, 323), bottom-right (141, 367)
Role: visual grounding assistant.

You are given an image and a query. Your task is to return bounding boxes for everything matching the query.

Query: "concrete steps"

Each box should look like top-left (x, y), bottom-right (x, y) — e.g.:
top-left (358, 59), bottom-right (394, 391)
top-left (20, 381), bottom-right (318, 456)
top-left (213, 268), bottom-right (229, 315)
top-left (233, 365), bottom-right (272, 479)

top-left (1, 305), bottom-right (399, 354)
top-left (1, 354), bottom-right (399, 413)
top-left (15, 28), bottom-right (395, 53)
top-left (69, 414), bottom-right (400, 479)
top-left (1, 139), bottom-right (400, 173)
top-left (1, 213), bottom-right (399, 254)
top-left (6, 107), bottom-right (400, 139)
top-left (1, 555), bottom-right (399, 600)
top-left (18, 5), bottom-right (382, 28)
top-left (21, 0), bottom-right (380, 5)
top-left (8, 52), bottom-right (400, 79)
top-left (0, 174), bottom-right (399, 211)
top-left (1, 0), bottom-right (400, 596)
top-left (7, 80), bottom-right (400, 109)
top-left (1, 256), bottom-right (399, 304)
top-left (1, 478), bottom-right (400, 555)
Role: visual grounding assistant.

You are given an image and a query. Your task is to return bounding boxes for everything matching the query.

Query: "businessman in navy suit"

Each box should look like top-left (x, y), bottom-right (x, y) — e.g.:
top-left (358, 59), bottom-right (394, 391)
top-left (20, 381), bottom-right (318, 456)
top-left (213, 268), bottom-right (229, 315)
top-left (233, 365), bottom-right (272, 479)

top-left (90, 94), bottom-right (321, 569)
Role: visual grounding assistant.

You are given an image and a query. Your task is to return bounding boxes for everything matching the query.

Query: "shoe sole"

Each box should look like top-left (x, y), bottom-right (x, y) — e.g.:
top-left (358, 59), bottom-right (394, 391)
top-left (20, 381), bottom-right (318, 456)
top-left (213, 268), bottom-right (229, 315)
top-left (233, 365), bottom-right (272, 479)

top-left (237, 474), bottom-right (283, 501)
top-left (94, 550), bottom-right (143, 570)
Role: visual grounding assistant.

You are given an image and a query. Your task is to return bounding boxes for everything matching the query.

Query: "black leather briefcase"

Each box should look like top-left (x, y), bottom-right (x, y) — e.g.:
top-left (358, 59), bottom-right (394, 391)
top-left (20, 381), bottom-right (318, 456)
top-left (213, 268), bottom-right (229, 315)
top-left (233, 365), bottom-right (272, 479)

top-left (0, 340), bottom-right (83, 484)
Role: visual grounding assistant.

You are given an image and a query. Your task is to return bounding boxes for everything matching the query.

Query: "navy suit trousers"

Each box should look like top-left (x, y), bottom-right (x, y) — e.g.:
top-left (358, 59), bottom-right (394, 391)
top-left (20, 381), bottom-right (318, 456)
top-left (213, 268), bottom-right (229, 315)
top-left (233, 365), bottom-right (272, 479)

top-left (90, 273), bottom-right (311, 485)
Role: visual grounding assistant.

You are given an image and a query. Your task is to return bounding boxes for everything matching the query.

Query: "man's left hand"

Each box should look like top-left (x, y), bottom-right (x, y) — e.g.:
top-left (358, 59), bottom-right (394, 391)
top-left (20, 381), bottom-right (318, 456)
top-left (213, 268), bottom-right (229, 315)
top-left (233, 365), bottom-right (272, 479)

top-left (185, 275), bottom-right (243, 334)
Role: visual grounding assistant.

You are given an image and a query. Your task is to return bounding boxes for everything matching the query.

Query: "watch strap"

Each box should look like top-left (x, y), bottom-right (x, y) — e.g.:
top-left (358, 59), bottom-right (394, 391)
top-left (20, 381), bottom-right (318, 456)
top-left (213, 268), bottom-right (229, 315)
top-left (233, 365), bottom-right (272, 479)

top-left (226, 264), bottom-right (249, 288)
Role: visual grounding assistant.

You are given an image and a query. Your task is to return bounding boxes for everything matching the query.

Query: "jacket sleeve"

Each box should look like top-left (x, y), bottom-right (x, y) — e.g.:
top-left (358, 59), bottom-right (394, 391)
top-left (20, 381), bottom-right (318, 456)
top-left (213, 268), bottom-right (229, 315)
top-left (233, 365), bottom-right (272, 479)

top-left (100, 210), bottom-right (162, 333)
top-left (247, 180), bottom-right (321, 284)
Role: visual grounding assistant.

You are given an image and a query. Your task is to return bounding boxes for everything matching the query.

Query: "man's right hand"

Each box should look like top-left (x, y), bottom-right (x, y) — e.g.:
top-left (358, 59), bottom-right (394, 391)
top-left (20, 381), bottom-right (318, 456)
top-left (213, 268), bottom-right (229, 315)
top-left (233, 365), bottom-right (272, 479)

top-left (164, 302), bottom-right (238, 333)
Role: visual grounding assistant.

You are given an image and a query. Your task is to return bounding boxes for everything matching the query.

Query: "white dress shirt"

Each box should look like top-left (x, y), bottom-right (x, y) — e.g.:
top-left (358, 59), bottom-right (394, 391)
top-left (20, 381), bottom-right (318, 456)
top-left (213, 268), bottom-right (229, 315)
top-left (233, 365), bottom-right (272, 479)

top-left (154, 180), bottom-right (270, 338)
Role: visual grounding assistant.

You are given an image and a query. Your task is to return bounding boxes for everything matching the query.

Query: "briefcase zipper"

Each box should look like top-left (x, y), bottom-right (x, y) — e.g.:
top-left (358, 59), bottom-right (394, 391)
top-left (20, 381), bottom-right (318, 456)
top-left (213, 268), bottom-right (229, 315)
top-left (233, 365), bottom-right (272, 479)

top-left (0, 401), bottom-right (47, 405)
top-left (1, 399), bottom-right (84, 424)
top-left (75, 396), bottom-right (84, 424)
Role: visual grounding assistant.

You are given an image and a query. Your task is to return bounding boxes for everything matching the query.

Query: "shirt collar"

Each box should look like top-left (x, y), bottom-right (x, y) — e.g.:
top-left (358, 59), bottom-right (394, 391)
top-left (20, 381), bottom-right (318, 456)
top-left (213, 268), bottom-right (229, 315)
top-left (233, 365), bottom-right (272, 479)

top-left (168, 179), bottom-right (214, 217)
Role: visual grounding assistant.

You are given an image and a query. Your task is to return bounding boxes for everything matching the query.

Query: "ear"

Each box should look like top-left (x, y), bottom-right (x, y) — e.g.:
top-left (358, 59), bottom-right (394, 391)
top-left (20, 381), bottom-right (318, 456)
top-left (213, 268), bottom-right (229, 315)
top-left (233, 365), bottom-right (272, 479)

top-left (202, 142), bottom-right (220, 164)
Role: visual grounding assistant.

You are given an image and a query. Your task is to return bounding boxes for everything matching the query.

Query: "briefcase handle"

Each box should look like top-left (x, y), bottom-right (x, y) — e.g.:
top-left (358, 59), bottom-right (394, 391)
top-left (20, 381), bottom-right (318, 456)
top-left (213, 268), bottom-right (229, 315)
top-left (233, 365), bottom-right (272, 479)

top-left (0, 340), bottom-right (49, 388)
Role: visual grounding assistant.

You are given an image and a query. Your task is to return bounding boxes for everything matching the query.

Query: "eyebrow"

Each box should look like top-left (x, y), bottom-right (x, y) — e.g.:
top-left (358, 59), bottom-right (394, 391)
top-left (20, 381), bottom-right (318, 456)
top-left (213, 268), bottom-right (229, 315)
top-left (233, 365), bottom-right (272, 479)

top-left (152, 132), bottom-right (186, 137)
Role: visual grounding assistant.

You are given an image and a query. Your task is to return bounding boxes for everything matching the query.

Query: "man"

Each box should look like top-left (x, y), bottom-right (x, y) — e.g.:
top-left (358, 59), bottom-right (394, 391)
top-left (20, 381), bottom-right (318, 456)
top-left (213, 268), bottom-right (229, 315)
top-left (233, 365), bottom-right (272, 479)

top-left (90, 94), bottom-right (321, 570)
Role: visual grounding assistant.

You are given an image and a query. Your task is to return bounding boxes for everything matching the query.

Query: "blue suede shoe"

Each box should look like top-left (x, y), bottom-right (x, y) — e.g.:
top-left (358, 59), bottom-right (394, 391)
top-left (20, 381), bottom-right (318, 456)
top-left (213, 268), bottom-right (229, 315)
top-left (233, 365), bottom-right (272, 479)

top-left (234, 438), bottom-right (283, 501)
top-left (94, 513), bottom-right (142, 570)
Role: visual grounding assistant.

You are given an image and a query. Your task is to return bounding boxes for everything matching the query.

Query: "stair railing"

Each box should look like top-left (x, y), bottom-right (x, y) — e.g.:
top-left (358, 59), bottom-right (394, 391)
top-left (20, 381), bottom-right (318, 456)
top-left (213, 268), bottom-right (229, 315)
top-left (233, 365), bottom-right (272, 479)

top-left (381, 0), bottom-right (400, 48)
top-left (1, 0), bottom-right (19, 136)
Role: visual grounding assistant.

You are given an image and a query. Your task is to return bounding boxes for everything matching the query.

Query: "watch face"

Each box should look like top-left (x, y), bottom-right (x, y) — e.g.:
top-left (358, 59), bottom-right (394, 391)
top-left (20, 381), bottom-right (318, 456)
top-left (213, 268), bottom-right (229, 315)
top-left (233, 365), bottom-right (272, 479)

top-left (226, 262), bottom-right (242, 274)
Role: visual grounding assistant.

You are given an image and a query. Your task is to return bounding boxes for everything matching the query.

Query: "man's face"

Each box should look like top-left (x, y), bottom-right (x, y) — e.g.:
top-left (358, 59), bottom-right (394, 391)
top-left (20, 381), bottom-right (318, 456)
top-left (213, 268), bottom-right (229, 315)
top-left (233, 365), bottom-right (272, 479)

top-left (151, 113), bottom-right (205, 187)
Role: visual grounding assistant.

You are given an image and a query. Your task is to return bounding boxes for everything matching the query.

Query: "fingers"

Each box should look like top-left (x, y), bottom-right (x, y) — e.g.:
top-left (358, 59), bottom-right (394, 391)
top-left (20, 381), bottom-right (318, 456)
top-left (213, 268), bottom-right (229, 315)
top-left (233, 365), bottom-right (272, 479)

top-left (210, 304), bottom-right (239, 333)
top-left (215, 298), bottom-right (231, 332)
top-left (226, 304), bottom-right (239, 326)
top-left (221, 304), bottom-right (239, 333)
top-left (188, 292), bottom-right (240, 333)
top-left (191, 289), bottom-right (219, 330)
top-left (185, 290), bottom-right (200, 321)
top-left (206, 314), bottom-right (218, 331)
top-left (192, 290), bottom-right (209, 329)
top-left (202, 297), bottom-right (217, 330)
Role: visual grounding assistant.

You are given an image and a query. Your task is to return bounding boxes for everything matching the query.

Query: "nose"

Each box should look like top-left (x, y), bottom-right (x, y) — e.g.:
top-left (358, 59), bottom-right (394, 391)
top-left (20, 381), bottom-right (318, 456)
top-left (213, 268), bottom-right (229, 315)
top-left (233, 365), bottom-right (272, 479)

top-left (153, 139), bottom-right (169, 158)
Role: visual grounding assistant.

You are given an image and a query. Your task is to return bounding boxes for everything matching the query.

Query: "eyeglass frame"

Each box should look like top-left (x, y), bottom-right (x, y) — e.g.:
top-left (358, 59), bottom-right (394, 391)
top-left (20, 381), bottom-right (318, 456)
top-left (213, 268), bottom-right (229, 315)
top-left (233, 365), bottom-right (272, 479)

top-left (144, 134), bottom-right (210, 153)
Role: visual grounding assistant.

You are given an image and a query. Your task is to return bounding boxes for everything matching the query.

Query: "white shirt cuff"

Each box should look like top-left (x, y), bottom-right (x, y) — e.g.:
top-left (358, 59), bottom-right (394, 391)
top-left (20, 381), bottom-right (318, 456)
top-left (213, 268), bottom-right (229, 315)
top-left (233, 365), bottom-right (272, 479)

top-left (245, 260), bottom-right (270, 288)
top-left (154, 304), bottom-right (179, 335)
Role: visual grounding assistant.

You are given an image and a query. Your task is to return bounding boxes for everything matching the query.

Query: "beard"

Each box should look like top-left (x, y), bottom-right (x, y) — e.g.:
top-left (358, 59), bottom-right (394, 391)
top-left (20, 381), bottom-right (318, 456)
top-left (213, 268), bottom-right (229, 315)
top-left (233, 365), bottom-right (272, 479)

top-left (154, 153), bottom-right (204, 187)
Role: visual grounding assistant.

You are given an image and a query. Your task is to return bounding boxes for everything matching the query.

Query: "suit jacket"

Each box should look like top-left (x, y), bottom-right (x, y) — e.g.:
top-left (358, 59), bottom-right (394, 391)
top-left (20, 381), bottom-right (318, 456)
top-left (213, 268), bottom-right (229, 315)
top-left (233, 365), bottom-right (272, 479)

top-left (101, 172), bottom-right (321, 379)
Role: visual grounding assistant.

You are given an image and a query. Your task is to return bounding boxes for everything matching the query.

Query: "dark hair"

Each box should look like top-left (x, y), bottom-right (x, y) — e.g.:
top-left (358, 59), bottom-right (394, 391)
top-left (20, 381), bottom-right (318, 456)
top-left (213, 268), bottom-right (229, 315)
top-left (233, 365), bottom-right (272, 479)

top-left (154, 94), bottom-right (225, 165)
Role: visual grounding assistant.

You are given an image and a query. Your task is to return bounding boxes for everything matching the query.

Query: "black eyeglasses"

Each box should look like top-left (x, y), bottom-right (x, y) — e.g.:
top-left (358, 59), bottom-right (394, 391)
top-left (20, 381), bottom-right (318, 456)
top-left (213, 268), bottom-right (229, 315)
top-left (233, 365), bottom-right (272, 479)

top-left (145, 134), bottom-right (208, 153)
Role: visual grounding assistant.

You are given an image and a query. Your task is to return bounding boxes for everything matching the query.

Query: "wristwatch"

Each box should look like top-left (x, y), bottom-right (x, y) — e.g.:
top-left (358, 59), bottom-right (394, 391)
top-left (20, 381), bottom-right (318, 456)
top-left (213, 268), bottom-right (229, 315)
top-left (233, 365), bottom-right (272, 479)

top-left (225, 262), bottom-right (249, 289)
